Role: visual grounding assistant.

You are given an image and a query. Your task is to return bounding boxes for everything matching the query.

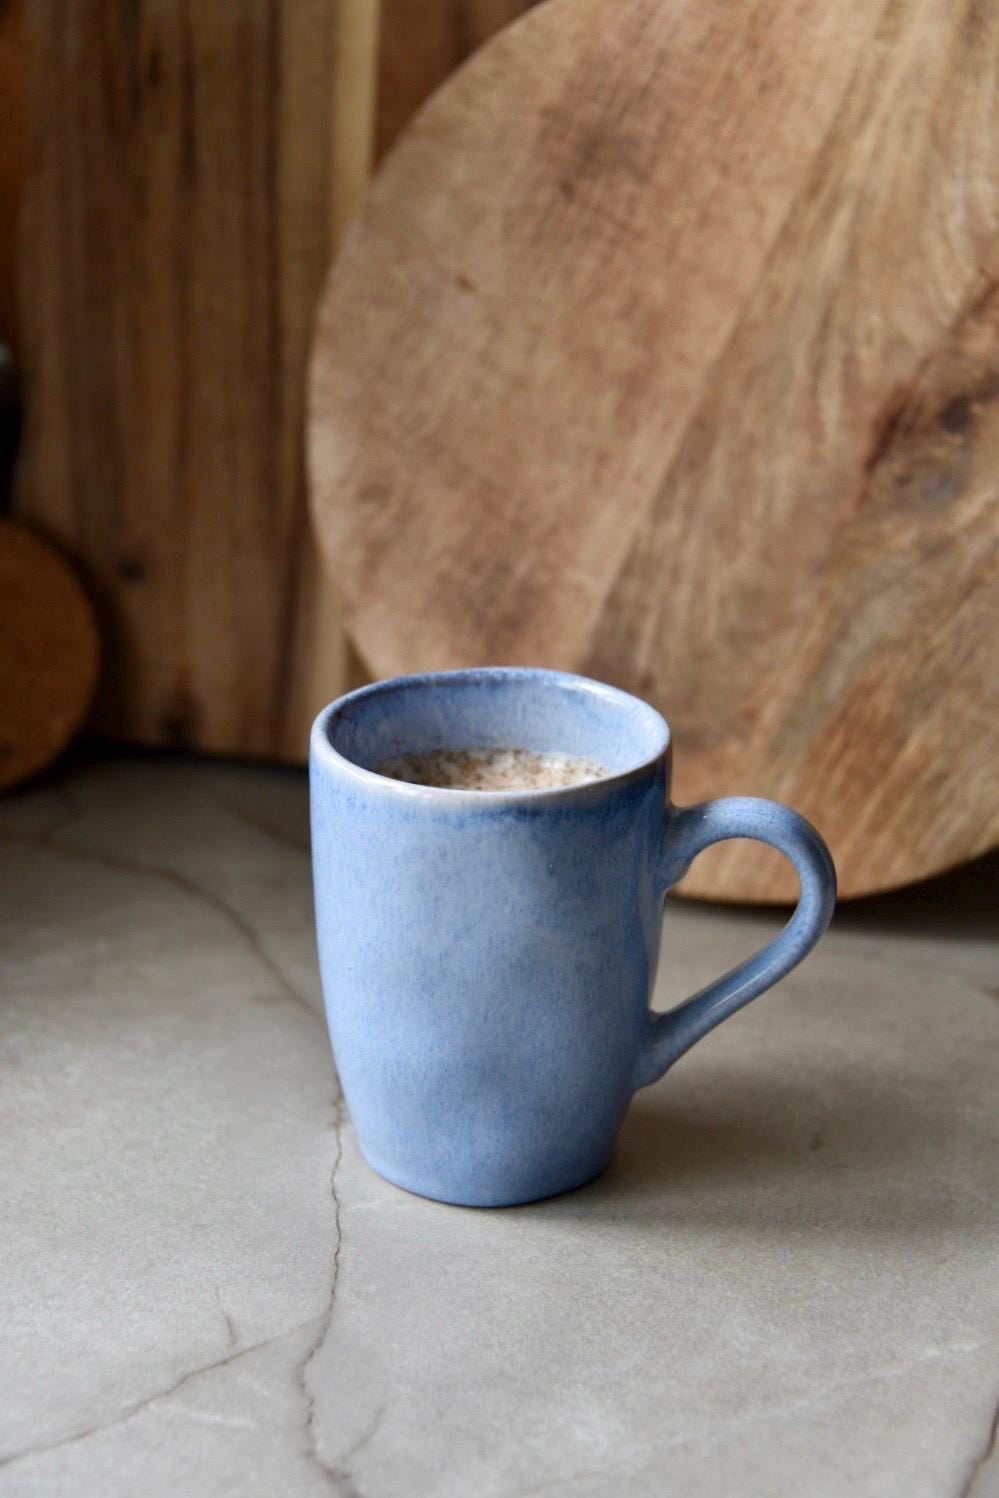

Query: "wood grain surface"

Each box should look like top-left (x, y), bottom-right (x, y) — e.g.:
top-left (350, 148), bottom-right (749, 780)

top-left (376, 0), bottom-right (538, 157)
top-left (0, 0), bottom-right (26, 349)
top-left (309, 0), bottom-right (999, 900)
top-left (0, 521), bottom-right (99, 790)
top-left (14, 0), bottom-right (378, 760)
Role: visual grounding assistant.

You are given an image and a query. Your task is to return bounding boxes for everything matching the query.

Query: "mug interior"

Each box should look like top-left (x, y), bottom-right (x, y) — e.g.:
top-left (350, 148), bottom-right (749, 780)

top-left (322, 669), bottom-right (668, 782)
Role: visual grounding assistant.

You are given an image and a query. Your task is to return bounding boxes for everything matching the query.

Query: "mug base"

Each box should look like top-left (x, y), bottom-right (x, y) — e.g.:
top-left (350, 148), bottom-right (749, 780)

top-left (359, 1147), bottom-right (615, 1209)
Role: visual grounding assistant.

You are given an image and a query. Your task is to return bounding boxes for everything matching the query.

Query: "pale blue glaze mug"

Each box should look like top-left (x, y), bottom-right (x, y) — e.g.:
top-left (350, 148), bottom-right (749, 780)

top-left (310, 669), bottom-right (836, 1207)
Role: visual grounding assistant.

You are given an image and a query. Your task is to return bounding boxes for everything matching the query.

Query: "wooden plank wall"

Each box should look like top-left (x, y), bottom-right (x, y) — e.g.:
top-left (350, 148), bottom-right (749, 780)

top-left (13, 0), bottom-right (375, 759)
top-left (0, 0), bottom-right (26, 352)
top-left (12, 0), bottom-right (535, 760)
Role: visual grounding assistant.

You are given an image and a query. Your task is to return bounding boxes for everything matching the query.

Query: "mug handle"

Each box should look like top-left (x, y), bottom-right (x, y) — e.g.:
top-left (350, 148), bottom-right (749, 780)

top-left (633, 797), bottom-right (837, 1090)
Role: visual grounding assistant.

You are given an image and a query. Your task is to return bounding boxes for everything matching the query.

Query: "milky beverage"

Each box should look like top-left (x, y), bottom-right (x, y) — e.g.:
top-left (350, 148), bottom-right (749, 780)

top-left (376, 746), bottom-right (608, 791)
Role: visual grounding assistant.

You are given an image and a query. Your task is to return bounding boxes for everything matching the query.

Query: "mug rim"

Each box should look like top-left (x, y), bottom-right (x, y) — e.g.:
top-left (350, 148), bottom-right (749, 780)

top-left (310, 667), bottom-right (671, 806)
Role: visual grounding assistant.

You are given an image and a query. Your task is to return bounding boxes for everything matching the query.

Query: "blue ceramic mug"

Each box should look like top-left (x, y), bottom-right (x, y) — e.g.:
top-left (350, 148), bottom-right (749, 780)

top-left (310, 668), bottom-right (836, 1207)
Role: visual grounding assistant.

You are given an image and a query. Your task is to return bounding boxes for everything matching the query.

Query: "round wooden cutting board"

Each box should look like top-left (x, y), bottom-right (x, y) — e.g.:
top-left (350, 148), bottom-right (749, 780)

top-left (0, 522), bottom-right (99, 791)
top-left (309, 0), bottom-right (999, 901)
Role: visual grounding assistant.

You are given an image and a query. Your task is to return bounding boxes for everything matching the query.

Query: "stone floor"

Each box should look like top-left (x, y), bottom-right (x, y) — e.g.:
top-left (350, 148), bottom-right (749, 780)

top-left (0, 754), bottom-right (996, 1497)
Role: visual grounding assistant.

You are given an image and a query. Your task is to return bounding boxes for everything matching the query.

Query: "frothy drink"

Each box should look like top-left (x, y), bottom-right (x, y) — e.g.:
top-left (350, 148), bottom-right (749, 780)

top-left (375, 746), bottom-right (608, 791)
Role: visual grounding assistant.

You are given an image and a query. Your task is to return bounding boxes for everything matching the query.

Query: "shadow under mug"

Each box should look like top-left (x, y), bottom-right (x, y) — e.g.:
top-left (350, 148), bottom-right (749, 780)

top-left (310, 668), bottom-right (836, 1207)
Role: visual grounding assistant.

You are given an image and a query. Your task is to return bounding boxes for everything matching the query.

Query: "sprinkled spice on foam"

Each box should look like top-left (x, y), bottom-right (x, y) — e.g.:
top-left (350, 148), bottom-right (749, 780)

top-left (375, 747), bottom-right (608, 791)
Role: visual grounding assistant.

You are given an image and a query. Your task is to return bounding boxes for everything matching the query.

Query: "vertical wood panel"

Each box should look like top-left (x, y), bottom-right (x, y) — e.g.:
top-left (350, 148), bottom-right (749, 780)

top-left (0, 0), bottom-right (27, 349)
top-left (15, 0), bottom-right (377, 758)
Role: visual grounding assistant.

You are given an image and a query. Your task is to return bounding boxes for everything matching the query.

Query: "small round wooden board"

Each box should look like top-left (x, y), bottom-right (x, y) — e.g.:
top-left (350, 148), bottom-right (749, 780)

top-left (0, 521), bottom-right (99, 791)
top-left (309, 0), bottom-right (999, 900)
